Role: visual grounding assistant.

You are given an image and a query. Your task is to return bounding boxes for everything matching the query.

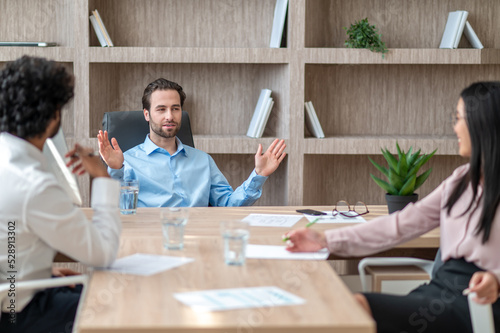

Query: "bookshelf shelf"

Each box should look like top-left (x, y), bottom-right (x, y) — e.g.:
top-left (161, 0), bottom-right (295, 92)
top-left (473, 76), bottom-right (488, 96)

top-left (0, 48), bottom-right (75, 62)
top-left (194, 136), bottom-right (281, 154)
top-left (5, 0), bottom-right (500, 206)
top-left (0, 0), bottom-right (75, 48)
top-left (304, 48), bottom-right (500, 65)
top-left (88, 0), bottom-right (278, 48)
top-left (303, 136), bottom-right (458, 155)
top-left (89, 47), bottom-right (291, 64)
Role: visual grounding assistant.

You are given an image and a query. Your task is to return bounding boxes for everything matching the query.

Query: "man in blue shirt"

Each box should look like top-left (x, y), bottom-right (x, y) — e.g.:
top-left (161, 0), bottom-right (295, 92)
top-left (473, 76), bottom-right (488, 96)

top-left (98, 78), bottom-right (286, 207)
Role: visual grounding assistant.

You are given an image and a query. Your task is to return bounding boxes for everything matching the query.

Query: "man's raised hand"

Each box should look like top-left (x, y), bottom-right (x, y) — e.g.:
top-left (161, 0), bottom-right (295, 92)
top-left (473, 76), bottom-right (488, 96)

top-left (97, 130), bottom-right (124, 169)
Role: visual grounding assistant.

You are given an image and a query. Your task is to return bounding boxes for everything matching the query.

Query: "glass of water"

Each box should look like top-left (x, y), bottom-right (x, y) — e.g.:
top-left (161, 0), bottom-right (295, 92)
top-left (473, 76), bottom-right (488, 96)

top-left (160, 208), bottom-right (189, 250)
top-left (120, 179), bottom-right (139, 215)
top-left (220, 220), bottom-right (250, 266)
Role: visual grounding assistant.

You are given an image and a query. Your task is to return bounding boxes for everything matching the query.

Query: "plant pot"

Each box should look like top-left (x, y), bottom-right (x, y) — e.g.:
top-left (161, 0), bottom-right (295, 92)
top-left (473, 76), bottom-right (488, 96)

top-left (385, 193), bottom-right (419, 214)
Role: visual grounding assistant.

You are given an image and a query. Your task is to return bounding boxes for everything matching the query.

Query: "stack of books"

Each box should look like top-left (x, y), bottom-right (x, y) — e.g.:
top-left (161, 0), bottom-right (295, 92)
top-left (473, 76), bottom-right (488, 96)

top-left (90, 9), bottom-right (114, 47)
top-left (439, 10), bottom-right (483, 49)
top-left (304, 101), bottom-right (325, 139)
top-left (246, 89), bottom-right (274, 138)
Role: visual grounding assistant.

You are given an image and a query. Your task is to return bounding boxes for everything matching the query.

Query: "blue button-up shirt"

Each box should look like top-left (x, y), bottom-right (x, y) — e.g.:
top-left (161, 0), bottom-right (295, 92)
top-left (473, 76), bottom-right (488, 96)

top-left (108, 136), bottom-right (267, 207)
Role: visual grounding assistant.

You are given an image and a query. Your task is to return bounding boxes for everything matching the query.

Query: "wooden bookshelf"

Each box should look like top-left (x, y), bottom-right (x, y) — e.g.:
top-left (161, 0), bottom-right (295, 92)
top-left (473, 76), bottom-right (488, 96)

top-left (2, 0), bottom-right (500, 206)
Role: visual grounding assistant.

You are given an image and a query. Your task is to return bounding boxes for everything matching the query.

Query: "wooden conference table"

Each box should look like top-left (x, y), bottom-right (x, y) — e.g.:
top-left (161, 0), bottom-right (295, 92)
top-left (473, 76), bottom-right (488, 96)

top-left (76, 206), bottom-right (440, 333)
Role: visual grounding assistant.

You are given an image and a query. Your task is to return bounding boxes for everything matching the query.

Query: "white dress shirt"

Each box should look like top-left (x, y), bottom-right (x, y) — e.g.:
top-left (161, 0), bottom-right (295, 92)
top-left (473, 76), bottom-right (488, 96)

top-left (0, 132), bottom-right (122, 312)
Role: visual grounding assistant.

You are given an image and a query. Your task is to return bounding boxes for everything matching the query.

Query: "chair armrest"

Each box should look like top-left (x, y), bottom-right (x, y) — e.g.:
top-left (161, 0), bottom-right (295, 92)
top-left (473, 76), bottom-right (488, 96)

top-left (0, 275), bottom-right (87, 295)
top-left (358, 257), bottom-right (434, 292)
top-left (0, 275), bottom-right (89, 331)
top-left (468, 292), bottom-right (495, 333)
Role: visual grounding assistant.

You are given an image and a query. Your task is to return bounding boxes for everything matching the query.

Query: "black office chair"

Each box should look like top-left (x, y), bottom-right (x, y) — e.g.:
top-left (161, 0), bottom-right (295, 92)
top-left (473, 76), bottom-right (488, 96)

top-left (102, 110), bottom-right (195, 152)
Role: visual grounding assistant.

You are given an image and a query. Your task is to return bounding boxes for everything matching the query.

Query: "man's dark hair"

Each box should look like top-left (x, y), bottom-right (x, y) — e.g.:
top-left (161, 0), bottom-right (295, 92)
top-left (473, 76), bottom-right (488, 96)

top-left (142, 78), bottom-right (186, 111)
top-left (0, 56), bottom-right (74, 139)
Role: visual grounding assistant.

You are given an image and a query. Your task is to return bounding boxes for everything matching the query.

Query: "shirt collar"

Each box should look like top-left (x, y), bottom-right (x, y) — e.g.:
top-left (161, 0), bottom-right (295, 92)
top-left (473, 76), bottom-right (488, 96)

top-left (143, 135), bottom-right (188, 157)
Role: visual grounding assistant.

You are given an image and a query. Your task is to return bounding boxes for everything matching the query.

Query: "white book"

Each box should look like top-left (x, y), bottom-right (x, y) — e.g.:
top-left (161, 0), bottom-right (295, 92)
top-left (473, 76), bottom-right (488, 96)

top-left (43, 128), bottom-right (83, 206)
top-left (464, 21), bottom-right (484, 49)
top-left (89, 15), bottom-right (107, 47)
top-left (247, 89), bottom-right (272, 138)
top-left (255, 98), bottom-right (274, 138)
top-left (308, 102), bottom-right (325, 138)
top-left (439, 11), bottom-right (466, 49)
top-left (453, 10), bottom-right (468, 48)
top-left (269, 0), bottom-right (288, 48)
top-left (93, 9), bottom-right (114, 47)
top-left (305, 101), bottom-right (325, 138)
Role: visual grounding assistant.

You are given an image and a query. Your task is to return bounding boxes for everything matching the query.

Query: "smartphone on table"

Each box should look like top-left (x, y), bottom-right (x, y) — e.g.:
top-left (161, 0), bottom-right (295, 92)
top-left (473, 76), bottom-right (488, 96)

top-left (296, 209), bottom-right (327, 216)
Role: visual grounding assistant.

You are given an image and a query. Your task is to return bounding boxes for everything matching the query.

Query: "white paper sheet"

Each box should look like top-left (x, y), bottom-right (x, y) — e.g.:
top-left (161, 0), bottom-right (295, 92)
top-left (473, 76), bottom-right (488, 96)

top-left (246, 244), bottom-right (329, 260)
top-left (242, 214), bottom-right (302, 227)
top-left (304, 211), bottom-right (366, 224)
top-left (174, 286), bottom-right (305, 311)
top-left (98, 253), bottom-right (194, 276)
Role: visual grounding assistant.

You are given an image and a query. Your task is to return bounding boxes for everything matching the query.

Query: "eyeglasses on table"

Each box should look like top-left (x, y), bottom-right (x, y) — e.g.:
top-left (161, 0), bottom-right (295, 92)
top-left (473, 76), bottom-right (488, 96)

top-left (332, 200), bottom-right (369, 218)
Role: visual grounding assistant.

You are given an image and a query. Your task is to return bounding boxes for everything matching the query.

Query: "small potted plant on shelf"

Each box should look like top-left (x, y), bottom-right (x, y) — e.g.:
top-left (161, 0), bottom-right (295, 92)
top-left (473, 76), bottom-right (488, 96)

top-left (344, 18), bottom-right (388, 58)
top-left (369, 143), bottom-right (436, 213)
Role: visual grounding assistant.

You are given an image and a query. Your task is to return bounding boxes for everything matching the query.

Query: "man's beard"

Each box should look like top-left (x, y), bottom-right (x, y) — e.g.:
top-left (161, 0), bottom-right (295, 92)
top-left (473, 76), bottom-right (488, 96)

top-left (150, 119), bottom-right (180, 139)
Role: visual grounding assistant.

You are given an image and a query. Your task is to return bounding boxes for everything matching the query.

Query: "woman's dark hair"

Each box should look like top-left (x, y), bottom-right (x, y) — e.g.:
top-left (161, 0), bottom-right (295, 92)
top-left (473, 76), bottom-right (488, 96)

top-left (445, 81), bottom-right (500, 243)
top-left (0, 56), bottom-right (74, 139)
top-left (142, 78), bottom-right (186, 111)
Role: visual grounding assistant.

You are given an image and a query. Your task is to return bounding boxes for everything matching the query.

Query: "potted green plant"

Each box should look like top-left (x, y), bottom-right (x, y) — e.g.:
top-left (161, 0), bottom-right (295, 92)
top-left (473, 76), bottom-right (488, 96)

top-left (344, 18), bottom-right (388, 58)
top-left (369, 143), bottom-right (437, 213)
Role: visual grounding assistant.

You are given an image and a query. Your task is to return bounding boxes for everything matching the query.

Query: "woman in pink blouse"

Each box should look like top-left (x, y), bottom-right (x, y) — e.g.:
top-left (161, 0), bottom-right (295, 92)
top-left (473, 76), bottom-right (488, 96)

top-left (286, 81), bottom-right (500, 333)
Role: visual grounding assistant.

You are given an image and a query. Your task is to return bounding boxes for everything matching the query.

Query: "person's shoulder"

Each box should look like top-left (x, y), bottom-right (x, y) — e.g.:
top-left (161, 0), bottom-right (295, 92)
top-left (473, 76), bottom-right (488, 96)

top-left (443, 163), bottom-right (470, 187)
top-left (183, 144), bottom-right (208, 157)
top-left (5, 158), bottom-right (59, 198)
top-left (181, 145), bottom-right (214, 165)
top-left (451, 163), bottom-right (470, 177)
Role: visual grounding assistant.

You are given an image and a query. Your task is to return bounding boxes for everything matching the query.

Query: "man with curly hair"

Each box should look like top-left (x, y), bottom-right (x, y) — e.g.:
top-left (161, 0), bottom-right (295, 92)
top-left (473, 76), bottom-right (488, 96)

top-left (0, 56), bottom-right (122, 333)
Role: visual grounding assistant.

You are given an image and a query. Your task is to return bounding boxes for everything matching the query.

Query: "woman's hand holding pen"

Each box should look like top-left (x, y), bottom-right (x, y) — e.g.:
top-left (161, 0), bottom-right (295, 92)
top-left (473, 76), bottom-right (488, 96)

top-left (282, 217), bottom-right (319, 242)
top-left (283, 227), bottom-right (327, 252)
top-left (463, 271), bottom-right (500, 304)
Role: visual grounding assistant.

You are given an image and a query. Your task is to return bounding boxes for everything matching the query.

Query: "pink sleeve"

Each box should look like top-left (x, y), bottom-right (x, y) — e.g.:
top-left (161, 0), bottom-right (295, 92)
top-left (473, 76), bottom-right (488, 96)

top-left (324, 182), bottom-right (444, 257)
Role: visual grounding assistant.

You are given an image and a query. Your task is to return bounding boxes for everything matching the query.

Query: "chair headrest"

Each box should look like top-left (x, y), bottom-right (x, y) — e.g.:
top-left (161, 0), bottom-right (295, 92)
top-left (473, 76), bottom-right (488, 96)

top-left (102, 110), bottom-right (194, 152)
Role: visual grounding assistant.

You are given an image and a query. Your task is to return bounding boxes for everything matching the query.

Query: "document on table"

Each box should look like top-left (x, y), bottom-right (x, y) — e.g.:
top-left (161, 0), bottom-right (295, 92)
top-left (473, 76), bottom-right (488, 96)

top-left (246, 245), bottom-right (329, 260)
top-left (242, 213), bottom-right (302, 227)
top-left (303, 211), bottom-right (366, 223)
top-left (98, 253), bottom-right (194, 276)
top-left (174, 286), bottom-right (305, 311)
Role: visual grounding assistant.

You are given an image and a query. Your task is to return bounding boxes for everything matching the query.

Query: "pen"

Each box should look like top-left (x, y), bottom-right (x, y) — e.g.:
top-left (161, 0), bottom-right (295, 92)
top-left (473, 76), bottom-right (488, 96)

top-left (70, 151), bottom-right (99, 158)
top-left (282, 217), bottom-right (320, 242)
top-left (305, 217), bottom-right (320, 228)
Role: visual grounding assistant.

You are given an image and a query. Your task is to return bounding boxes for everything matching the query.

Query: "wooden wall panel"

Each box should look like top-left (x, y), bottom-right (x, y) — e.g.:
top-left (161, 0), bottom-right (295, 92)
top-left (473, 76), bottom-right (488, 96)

top-left (0, 0), bottom-right (74, 47)
top-left (305, 64), bottom-right (500, 137)
top-left (89, 0), bottom-right (276, 47)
